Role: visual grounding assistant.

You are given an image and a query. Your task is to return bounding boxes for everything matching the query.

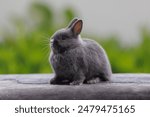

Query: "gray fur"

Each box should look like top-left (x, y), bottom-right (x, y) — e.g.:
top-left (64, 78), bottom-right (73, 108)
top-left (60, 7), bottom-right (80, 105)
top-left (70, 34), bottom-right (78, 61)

top-left (49, 18), bottom-right (112, 85)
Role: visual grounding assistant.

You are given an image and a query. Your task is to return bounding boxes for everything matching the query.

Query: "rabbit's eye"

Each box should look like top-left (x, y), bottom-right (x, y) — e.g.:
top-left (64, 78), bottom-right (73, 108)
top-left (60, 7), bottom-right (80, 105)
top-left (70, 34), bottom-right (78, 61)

top-left (61, 35), bottom-right (69, 40)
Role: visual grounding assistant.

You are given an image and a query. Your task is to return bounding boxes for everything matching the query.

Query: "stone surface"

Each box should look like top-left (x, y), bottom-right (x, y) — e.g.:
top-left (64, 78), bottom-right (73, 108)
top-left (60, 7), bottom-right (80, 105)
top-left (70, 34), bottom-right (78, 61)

top-left (0, 74), bottom-right (150, 100)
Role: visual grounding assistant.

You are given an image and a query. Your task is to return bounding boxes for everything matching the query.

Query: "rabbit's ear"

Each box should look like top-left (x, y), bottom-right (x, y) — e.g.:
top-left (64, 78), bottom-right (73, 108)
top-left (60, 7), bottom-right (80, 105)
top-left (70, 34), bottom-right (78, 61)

top-left (71, 20), bottom-right (83, 35)
top-left (67, 18), bottom-right (78, 28)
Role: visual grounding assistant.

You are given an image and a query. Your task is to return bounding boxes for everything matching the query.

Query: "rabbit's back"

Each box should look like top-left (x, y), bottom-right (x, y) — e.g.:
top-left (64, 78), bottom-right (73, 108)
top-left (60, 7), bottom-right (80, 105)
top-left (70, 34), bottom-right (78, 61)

top-left (82, 39), bottom-right (112, 80)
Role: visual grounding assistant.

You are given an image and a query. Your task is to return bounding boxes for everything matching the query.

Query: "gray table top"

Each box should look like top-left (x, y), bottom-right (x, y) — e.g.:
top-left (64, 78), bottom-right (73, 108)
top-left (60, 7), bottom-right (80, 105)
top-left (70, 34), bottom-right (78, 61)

top-left (0, 74), bottom-right (150, 100)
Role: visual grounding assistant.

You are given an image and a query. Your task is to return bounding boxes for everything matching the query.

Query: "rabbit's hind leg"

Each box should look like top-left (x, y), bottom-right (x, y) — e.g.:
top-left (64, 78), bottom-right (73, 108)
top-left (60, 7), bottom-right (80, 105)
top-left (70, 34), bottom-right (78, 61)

top-left (70, 71), bottom-right (85, 85)
top-left (85, 77), bottom-right (101, 84)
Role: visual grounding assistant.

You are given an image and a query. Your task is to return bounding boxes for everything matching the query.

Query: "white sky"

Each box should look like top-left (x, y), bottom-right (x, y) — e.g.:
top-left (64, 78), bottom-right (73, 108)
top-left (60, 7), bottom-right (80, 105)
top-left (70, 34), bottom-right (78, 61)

top-left (0, 0), bottom-right (150, 45)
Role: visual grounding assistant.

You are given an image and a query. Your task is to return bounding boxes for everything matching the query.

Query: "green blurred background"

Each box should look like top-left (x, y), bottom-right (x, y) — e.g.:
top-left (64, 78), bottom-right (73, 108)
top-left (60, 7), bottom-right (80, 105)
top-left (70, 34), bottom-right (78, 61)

top-left (0, 2), bottom-right (150, 74)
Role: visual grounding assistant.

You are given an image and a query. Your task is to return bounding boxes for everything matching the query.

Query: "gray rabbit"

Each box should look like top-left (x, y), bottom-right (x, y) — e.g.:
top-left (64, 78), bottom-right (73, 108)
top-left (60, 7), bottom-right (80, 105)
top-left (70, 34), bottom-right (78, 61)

top-left (49, 18), bottom-right (112, 85)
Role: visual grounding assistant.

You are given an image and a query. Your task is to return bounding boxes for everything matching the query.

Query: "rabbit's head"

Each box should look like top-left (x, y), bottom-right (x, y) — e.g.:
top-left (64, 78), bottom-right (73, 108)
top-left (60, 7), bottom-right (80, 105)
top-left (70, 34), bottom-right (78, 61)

top-left (50, 18), bottom-right (83, 53)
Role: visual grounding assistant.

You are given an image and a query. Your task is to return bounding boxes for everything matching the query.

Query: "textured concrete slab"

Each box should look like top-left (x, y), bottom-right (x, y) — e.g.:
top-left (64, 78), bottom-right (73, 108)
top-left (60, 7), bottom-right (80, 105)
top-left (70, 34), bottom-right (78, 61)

top-left (0, 74), bottom-right (150, 100)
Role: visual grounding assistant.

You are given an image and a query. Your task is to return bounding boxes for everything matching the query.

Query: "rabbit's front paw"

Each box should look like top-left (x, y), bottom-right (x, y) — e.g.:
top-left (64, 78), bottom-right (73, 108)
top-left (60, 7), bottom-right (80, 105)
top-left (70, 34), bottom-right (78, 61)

top-left (70, 81), bottom-right (83, 85)
top-left (86, 77), bottom-right (101, 84)
top-left (50, 78), bottom-right (58, 84)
